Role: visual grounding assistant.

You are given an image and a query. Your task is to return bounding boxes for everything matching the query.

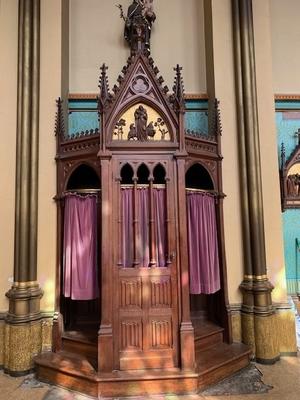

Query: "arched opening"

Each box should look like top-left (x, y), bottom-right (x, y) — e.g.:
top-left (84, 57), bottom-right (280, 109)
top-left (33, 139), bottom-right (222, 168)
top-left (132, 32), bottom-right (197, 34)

top-left (62, 164), bottom-right (101, 352)
top-left (153, 163), bottom-right (166, 184)
top-left (185, 163), bottom-right (214, 190)
top-left (185, 164), bottom-right (220, 324)
top-left (66, 164), bottom-right (100, 190)
top-left (137, 163), bottom-right (150, 184)
top-left (121, 163), bottom-right (134, 184)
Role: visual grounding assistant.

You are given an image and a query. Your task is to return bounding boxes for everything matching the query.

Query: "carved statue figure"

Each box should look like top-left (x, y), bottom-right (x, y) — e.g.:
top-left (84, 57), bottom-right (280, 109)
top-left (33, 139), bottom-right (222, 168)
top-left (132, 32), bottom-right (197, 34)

top-left (287, 173), bottom-right (300, 197)
top-left (146, 121), bottom-right (156, 139)
top-left (128, 123), bottom-right (137, 140)
top-left (120, 0), bottom-right (156, 54)
top-left (134, 105), bottom-right (148, 141)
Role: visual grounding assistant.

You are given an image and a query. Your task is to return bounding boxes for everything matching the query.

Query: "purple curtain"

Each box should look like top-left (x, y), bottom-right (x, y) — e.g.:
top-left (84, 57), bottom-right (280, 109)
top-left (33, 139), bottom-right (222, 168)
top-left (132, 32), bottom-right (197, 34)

top-left (121, 188), bottom-right (134, 268)
top-left (187, 192), bottom-right (220, 294)
top-left (63, 194), bottom-right (99, 300)
top-left (121, 187), bottom-right (167, 268)
top-left (137, 188), bottom-right (150, 267)
top-left (153, 188), bottom-right (167, 267)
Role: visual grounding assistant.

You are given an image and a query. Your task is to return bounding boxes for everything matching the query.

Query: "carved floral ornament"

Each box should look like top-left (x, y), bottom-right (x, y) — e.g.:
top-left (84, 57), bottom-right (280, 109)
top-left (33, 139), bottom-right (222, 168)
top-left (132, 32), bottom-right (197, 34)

top-left (113, 103), bottom-right (170, 141)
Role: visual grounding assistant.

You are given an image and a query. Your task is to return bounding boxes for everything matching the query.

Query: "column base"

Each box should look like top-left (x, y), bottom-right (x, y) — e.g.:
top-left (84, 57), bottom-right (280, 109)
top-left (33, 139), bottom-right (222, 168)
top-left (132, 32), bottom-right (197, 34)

top-left (2, 282), bottom-right (53, 375)
top-left (254, 313), bottom-right (280, 363)
top-left (3, 317), bottom-right (52, 375)
top-left (240, 276), bottom-right (280, 363)
top-left (5, 282), bottom-right (43, 323)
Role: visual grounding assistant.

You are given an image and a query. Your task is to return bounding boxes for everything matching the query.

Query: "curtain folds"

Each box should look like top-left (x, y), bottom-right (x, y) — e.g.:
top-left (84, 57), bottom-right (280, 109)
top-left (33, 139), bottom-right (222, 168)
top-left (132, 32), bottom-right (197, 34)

top-left (187, 192), bottom-right (220, 294)
top-left (122, 188), bottom-right (134, 268)
top-left (121, 187), bottom-right (167, 268)
top-left (63, 194), bottom-right (99, 300)
top-left (153, 188), bottom-right (167, 267)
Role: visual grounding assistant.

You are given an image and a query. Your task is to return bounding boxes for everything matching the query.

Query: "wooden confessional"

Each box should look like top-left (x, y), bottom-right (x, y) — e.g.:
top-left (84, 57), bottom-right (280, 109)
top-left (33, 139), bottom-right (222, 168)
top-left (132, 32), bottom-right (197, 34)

top-left (35, 11), bottom-right (250, 396)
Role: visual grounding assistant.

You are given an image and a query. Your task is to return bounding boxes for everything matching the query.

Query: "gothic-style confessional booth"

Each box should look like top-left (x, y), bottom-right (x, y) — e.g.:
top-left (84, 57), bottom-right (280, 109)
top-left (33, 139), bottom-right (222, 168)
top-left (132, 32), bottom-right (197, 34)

top-left (35, 3), bottom-right (250, 397)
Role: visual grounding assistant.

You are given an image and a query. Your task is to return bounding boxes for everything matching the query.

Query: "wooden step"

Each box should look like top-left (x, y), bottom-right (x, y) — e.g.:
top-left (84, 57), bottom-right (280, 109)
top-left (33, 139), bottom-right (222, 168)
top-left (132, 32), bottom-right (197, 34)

top-left (193, 319), bottom-right (224, 351)
top-left (62, 330), bottom-right (97, 365)
top-left (35, 342), bottom-right (251, 397)
top-left (35, 351), bottom-right (99, 398)
top-left (35, 351), bottom-right (198, 398)
top-left (196, 342), bottom-right (252, 390)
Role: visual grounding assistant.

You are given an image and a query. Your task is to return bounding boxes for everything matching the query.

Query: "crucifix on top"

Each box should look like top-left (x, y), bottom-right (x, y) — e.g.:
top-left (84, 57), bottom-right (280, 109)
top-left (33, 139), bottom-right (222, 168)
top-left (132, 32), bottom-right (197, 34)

top-left (117, 0), bottom-right (156, 55)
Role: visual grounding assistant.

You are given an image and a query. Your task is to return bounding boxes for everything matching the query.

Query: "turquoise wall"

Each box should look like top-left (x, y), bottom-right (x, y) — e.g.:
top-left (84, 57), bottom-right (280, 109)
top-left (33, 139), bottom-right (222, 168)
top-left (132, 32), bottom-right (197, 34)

top-left (69, 100), bottom-right (99, 136)
top-left (276, 100), bottom-right (300, 294)
top-left (68, 98), bottom-right (209, 137)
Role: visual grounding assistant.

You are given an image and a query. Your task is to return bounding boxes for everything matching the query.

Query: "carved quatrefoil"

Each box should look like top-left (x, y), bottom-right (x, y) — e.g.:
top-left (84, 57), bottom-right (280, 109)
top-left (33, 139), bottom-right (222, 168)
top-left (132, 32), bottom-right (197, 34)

top-left (131, 75), bottom-right (150, 94)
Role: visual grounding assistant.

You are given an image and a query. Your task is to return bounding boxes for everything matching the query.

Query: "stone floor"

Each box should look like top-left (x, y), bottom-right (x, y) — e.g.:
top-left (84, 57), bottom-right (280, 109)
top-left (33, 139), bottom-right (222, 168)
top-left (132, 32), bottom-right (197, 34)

top-left (0, 315), bottom-right (299, 400)
top-left (0, 356), bottom-right (299, 400)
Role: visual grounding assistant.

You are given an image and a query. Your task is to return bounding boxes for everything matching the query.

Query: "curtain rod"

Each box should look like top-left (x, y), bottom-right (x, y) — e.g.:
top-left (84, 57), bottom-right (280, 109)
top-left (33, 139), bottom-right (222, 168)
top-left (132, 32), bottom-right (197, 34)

top-left (186, 188), bottom-right (217, 194)
top-left (64, 189), bottom-right (101, 194)
top-left (120, 184), bottom-right (166, 189)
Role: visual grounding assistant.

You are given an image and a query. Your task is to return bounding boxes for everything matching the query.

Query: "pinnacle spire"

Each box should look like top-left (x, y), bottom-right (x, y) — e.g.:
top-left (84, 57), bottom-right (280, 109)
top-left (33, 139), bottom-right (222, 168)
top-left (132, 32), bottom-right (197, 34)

top-left (55, 97), bottom-right (65, 138)
top-left (98, 63), bottom-right (111, 109)
top-left (172, 64), bottom-right (185, 110)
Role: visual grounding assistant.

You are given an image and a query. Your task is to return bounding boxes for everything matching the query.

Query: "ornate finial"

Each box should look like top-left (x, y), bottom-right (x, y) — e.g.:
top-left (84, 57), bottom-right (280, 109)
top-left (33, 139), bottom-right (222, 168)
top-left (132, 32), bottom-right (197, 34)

top-left (118, 0), bottom-right (156, 56)
top-left (55, 97), bottom-right (65, 138)
top-left (98, 63), bottom-right (111, 109)
top-left (171, 65), bottom-right (185, 111)
top-left (281, 142), bottom-right (286, 169)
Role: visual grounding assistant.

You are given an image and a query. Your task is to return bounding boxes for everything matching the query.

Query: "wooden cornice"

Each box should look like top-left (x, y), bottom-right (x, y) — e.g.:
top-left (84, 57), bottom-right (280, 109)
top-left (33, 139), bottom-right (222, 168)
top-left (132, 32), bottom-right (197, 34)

top-left (69, 93), bottom-right (300, 101)
top-left (275, 94), bottom-right (300, 101)
top-left (68, 93), bottom-right (208, 100)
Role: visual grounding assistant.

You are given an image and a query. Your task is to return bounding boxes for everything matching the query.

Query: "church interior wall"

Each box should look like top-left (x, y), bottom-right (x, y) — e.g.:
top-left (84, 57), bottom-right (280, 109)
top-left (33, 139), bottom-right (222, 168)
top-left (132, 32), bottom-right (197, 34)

top-left (69, 0), bottom-right (206, 94)
top-left (0, 0), bottom-right (18, 313)
top-left (204, 0), bottom-right (244, 306)
top-left (37, 0), bottom-right (67, 312)
top-left (270, 0), bottom-right (300, 305)
top-left (270, 0), bottom-right (300, 94)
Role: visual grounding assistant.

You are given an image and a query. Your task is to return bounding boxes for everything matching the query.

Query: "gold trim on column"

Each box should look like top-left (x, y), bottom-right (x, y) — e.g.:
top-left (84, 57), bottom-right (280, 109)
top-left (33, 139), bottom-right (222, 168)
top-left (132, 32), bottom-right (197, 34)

top-left (12, 281), bottom-right (38, 288)
top-left (244, 274), bottom-right (268, 281)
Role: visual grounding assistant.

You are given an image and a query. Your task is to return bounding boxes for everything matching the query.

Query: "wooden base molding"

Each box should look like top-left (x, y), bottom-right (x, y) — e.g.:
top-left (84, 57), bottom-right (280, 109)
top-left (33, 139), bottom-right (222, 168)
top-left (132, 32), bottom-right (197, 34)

top-left (35, 319), bottom-right (251, 397)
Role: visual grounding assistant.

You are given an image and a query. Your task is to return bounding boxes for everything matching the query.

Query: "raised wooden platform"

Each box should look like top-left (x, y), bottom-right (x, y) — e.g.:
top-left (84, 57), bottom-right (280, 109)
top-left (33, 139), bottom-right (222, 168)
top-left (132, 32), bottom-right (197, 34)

top-left (35, 351), bottom-right (199, 398)
top-left (35, 320), bottom-right (251, 398)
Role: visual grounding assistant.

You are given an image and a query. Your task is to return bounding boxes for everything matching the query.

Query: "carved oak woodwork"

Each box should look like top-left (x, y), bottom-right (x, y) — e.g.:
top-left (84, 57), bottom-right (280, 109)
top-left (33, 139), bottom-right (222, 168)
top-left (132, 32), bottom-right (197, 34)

top-left (53, 39), bottom-right (229, 377)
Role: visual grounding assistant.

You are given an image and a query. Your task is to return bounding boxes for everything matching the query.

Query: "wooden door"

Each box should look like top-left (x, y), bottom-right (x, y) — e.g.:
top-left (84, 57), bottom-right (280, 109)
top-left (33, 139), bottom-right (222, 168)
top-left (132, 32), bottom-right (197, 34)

top-left (113, 157), bottom-right (179, 370)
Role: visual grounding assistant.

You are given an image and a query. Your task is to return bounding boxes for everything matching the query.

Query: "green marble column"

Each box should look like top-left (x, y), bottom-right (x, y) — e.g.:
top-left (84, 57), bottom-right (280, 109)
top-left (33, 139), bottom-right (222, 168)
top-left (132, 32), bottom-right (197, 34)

top-left (5, 0), bottom-right (43, 375)
top-left (232, 0), bottom-right (279, 363)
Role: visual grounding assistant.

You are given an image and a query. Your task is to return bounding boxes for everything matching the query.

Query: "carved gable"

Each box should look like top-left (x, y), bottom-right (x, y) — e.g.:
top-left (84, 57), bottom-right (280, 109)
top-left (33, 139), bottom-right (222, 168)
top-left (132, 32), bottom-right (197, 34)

top-left (98, 53), bottom-right (184, 147)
